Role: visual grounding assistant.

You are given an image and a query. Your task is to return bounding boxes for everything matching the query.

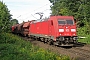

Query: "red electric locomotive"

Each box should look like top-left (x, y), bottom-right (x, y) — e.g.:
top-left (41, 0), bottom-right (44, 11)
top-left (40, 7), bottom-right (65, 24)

top-left (29, 16), bottom-right (78, 46)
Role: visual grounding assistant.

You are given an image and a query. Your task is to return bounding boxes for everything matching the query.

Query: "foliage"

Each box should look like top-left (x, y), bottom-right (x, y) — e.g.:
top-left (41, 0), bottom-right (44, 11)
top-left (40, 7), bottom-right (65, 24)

top-left (10, 19), bottom-right (19, 26)
top-left (77, 22), bottom-right (90, 35)
top-left (0, 33), bottom-right (70, 60)
top-left (0, 1), bottom-right (12, 32)
top-left (77, 25), bottom-right (90, 44)
top-left (78, 35), bottom-right (90, 44)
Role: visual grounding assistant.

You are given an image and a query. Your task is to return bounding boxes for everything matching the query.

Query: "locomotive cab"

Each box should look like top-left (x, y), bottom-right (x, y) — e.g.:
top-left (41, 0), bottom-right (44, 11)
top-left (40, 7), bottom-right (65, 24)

top-left (50, 16), bottom-right (78, 46)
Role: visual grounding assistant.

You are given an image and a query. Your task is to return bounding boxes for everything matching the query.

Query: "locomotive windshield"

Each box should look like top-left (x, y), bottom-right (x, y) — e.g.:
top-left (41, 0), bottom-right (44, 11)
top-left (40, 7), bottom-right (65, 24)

top-left (58, 20), bottom-right (74, 25)
top-left (58, 20), bottom-right (65, 25)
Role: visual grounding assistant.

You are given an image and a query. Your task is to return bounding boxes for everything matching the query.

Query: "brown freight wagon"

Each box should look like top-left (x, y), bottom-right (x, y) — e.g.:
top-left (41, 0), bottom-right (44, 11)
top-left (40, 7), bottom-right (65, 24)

top-left (22, 22), bottom-right (31, 36)
top-left (17, 23), bottom-right (24, 35)
top-left (14, 24), bottom-right (19, 34)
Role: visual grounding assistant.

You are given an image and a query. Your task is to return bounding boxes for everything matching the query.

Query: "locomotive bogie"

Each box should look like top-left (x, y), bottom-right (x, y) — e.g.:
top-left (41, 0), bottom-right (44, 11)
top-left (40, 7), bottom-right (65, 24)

top-left (55, 36), bottom-right (78, 46)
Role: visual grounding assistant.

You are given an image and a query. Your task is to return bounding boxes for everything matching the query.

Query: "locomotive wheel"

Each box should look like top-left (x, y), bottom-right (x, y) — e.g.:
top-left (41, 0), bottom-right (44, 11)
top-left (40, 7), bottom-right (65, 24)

top-left (73, 40), bottom-right (78, 44)
top-left (40, 38), bottom-right (44, 42)
top-left (44, 38), bottom-right (48, 43)
top-left (47, 39), bottom-right (53, 45)
top-left (53, 41), bottom-right (59, 46)
top-left (35, 37), bottom-right (38, 41)
top-left (47, 40), bottom-right (51, 45)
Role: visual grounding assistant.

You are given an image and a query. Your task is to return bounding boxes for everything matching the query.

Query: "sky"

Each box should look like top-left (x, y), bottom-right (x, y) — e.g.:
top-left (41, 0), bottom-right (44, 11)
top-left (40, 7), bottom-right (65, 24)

top-left (1, 0), bottom-right (52, 23)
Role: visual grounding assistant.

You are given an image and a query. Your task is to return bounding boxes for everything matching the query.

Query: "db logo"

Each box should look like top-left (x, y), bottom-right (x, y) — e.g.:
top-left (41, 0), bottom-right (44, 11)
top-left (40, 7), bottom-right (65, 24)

top-left (66, 29), bottom-right (69, 32)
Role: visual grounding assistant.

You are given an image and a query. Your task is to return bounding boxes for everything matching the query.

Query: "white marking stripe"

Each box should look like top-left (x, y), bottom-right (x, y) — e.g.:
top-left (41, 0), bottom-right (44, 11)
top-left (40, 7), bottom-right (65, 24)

top-left (71, 29), bottom-right (76, 32)
top-left (59, 29), bottom-right (64, 32)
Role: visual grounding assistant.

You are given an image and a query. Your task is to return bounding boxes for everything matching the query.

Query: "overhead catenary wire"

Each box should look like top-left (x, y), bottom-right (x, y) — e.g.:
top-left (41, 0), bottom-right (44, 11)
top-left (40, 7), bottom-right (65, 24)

top-left (23, 9), bottom-right (51, 20)
top-left (16, 3), bottom-right (51, 19)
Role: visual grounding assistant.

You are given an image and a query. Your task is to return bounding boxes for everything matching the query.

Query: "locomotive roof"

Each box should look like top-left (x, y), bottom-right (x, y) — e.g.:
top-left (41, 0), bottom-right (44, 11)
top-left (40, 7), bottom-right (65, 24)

top-left (31, 16), bottom-right (74, 23)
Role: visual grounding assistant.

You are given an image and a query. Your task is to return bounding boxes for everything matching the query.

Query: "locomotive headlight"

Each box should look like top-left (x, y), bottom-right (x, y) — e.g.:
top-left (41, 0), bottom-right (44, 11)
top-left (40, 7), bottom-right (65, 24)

top-left (71, 29), bottom-right (76, 32)
top-left (59, 29), bottom-right (64, 32)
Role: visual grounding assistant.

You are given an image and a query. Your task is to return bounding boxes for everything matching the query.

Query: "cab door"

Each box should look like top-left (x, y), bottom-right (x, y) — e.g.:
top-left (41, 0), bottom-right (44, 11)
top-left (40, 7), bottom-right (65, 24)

top-left (48, 20), bottom-right (53, 36)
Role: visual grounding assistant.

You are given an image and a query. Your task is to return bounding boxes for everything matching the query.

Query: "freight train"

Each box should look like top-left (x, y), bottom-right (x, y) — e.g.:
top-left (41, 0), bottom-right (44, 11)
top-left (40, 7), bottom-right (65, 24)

top-left (11, 16), bottom-right (78, 46)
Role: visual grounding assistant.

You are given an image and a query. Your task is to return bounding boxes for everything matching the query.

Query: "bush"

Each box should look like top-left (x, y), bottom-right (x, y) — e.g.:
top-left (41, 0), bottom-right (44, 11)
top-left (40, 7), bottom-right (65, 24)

top-left (78, 35), bottom-right (90, 44)
top-left (0, 32), bottom-right (70, 60)
top-left (77, 27), bottom-right (88, 36)
top-left (77, 26), bottom-right (90, 44)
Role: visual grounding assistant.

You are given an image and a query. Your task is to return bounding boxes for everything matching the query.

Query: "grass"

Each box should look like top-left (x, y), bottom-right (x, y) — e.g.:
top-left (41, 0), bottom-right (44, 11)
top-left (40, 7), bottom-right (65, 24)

top-left (78, 35), bottom-right (90, 44)
top-left (0, 32), bottom-right (70, 60)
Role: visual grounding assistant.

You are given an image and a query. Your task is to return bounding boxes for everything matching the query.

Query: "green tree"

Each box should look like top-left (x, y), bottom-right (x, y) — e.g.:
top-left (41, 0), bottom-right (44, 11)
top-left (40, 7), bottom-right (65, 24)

top-left (10, 19), bottom-right (19, 26)
top-left (0, 1), bottom-right (12, 32)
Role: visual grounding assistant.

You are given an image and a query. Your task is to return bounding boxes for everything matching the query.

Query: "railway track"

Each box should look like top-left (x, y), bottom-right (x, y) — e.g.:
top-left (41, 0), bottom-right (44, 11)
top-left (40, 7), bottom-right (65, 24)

top-left (85, 44), bottom-right (90, 47)
top-left (73, 47), bottom-right (90, 54)
top-left (66, 47), bottom-right (90, 60)
top-left (22, 36), bottom-right (90, 60)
